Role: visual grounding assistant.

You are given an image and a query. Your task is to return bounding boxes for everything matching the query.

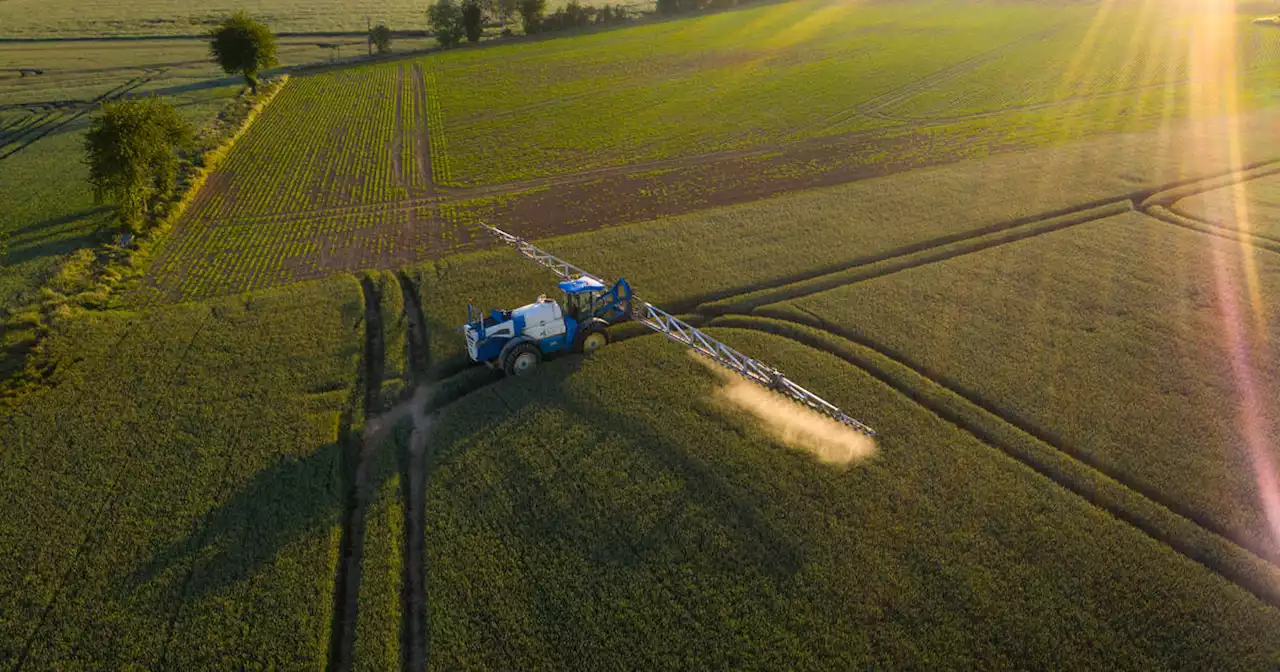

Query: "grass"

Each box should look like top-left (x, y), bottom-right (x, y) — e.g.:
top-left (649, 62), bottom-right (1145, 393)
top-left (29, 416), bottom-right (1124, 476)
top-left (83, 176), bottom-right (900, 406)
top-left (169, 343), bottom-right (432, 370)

top-left (885, 2), bottom-right (1280, 119)
top-left (764, 211), bottom-right (1280, 559)
top-left (0, 0), bottom-right (608, 38)
top-left (424, 0), bottom-right (1069, 186)
top-left (1174, 171), bottom-right (1280, 243)
top-left (0, 277), bottom-right (365, 668)
top-left (421, 0), bottom-right (1280, 186)
top-left (417, 328), bottom-right (1280, 669)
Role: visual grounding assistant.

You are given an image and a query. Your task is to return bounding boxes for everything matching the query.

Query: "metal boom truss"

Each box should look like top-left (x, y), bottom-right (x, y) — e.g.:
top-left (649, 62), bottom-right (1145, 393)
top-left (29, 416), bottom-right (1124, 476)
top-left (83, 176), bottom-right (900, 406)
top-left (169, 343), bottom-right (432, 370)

top-left (480, 223), bottom-right (877, 437)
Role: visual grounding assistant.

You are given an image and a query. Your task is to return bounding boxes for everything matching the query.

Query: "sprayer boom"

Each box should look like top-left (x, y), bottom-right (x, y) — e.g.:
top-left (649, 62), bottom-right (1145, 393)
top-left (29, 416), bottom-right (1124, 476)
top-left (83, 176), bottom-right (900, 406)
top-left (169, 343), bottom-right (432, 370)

top-left (478, 223), bottom-right (877, 437)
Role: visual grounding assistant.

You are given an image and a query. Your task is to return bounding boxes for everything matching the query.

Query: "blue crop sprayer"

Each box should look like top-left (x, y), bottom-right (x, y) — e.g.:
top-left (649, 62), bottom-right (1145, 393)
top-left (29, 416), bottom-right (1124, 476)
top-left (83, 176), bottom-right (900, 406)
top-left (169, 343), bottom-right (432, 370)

top-left (460, 223), bottom-right (876, 437)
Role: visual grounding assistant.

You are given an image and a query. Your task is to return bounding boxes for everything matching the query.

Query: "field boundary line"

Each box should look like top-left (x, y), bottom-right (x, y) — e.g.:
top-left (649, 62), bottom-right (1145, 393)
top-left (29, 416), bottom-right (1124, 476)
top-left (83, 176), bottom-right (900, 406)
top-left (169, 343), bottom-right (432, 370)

top-left (704, 315), bottom-right (1280, 608)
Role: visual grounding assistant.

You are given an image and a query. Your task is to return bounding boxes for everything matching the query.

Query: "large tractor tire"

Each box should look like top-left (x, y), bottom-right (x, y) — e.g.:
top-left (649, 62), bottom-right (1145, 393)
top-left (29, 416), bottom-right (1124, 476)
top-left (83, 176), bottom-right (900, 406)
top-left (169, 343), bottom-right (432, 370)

top-left (503, 342), bottom-right (542, 376)
top-left (574, 320), bottom-right (611, 354)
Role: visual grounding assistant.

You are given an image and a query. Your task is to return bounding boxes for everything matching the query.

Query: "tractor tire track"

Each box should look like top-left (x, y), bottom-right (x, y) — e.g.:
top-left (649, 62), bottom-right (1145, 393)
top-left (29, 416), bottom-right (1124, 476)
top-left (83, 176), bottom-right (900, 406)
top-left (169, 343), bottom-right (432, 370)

top-left (703, 313), bottom-right (1280, 609)
top-left (1135, 158), bottom-right (1280, 255)
top-left (390, 64), bottom-right (406, 194)
top-left (396, 272), bottom-right (431, 672)
top-left (693, 200), bottom-right (1133, 317)
top-left (328, 277), bottom-right (389, 672)
top-left (748, 304), bottom-right (1280, 566)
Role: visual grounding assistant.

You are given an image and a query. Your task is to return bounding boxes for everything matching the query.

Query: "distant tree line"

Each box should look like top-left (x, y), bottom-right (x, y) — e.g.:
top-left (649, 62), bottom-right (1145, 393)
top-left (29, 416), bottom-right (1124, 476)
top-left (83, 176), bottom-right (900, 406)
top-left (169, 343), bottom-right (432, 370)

top-left (429, 0), bottom-right (632, 46)
top-left (657, 0), bottom-right (739, 15)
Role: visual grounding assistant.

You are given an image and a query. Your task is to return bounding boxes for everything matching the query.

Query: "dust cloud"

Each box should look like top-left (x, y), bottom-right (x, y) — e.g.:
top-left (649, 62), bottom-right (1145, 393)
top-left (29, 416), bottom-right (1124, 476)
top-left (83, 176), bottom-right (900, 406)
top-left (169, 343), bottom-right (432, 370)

top-left (691, 352), bottom-right (877, 465)
top-left (363, 384), bottom-right (434, 453)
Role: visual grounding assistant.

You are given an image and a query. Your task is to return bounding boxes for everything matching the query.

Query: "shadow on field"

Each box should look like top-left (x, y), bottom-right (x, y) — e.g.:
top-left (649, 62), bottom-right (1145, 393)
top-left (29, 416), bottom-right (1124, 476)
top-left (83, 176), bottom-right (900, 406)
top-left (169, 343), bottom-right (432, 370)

top-left (5, 207), bottom-right (114, 266)
top-left (122, 437), bottom-right (377, 607)
top-left (445, 353), bottom-right (804, 579)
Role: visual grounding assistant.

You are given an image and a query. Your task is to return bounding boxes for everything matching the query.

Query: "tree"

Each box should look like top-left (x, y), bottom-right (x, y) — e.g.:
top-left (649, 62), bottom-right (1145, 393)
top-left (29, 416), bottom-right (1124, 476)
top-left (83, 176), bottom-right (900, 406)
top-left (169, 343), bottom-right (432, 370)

top-left (209, 11), bottom-right (278, 93)
top-left (84, 98), bottom-right (192, 232)
top-left (369, 24), bottom-right (393, 53)
top-left (428, 0), bottom-right (466, 48)
top-left (518, 0), bottom-right (546, 34)
top-left (495, 0), bottom-right (519, 31)
top-left (462, 0), bottom-right (485, 43)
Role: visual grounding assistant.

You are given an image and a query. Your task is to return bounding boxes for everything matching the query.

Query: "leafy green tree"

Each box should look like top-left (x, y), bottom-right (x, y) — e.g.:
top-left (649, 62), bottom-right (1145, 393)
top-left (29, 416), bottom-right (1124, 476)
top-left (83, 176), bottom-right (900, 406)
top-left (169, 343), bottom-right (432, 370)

top-left (518, 0), bottom-right (546, 34)
top-left (429, 0), bottom-right (466, 47)
top-left (462, 0), bottom-right (485, 43)
top-left (84, 98), bottom-right (193, 231)
top-left (369, 24), bottom-right (393, 53)
top-left (209, 11), bottom-right (278, 92)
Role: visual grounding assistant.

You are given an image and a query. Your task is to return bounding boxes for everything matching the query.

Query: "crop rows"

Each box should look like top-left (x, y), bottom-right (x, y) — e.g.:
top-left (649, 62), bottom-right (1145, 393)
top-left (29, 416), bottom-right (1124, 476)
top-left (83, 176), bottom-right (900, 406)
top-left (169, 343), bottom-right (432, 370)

top-left (420, 65), bottom-right (453, 187)
top-left (767, 212), bottom-right (1280, 561)
top-left (183, 67), bottom-right (405, 223)
top-left (139, 206), bottom-right (450, 304)
top-left (0, 279), bottom-right (365, 669)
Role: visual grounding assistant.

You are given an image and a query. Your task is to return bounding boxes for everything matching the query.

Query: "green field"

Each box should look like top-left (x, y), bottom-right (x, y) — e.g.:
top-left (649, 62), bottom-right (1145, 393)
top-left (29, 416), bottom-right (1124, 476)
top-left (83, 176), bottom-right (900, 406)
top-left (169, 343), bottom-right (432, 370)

top-left (5, 0), bottom-right (1280, 668)
top-left (758, 212), bottom-right (1280, 558)
top-left (0, 36), bottom-right (432, 316)
top-left (0, 0), bottom-right (443, 37)
top-left (0, 0), bottom-right (628, 38)
top-left (1175, 171), bottom-right (1280, 243)
top-left (0, 279), bottom-right (363, 668)
top-left (112, 0), bottom-right (1280, 307)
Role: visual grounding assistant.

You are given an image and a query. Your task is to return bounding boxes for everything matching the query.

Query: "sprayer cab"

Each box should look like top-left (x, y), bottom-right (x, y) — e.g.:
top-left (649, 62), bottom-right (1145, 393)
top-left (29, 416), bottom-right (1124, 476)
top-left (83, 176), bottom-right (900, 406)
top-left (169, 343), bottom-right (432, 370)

top-left (461, 275), bottom-right (633, 376)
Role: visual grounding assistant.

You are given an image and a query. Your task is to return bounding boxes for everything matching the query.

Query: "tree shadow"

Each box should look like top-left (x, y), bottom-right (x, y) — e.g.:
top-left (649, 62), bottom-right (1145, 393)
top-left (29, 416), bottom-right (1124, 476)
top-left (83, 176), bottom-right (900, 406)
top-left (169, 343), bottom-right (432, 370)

top-left (4, 207), bottom-right (115, 268)
top-left (8, 206), bottom-right (112, 238)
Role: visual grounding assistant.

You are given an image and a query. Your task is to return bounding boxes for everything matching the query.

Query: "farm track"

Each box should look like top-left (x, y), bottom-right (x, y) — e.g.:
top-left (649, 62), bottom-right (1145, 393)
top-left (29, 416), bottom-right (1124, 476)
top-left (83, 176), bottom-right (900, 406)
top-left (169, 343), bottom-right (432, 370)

top-left (328, 277), bottom-right (387, 672)
top-left (0, 68), bottom-right (165, 161)
top-left (12, 314), bottom-right (210, 672)
top-left (396, 272), bottom-right (430, 672)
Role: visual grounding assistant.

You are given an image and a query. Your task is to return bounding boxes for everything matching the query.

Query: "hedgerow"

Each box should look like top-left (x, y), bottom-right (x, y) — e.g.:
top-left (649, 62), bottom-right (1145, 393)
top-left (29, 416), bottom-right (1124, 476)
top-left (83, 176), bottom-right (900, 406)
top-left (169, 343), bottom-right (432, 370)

top-left (1, 76), bottom-right (289, 396)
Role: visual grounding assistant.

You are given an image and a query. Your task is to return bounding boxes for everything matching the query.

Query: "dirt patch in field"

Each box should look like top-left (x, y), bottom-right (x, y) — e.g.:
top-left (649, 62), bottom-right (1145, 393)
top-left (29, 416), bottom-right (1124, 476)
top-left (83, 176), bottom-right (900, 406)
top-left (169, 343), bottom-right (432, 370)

top-left (452, 129), bottom-right (949, 240)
